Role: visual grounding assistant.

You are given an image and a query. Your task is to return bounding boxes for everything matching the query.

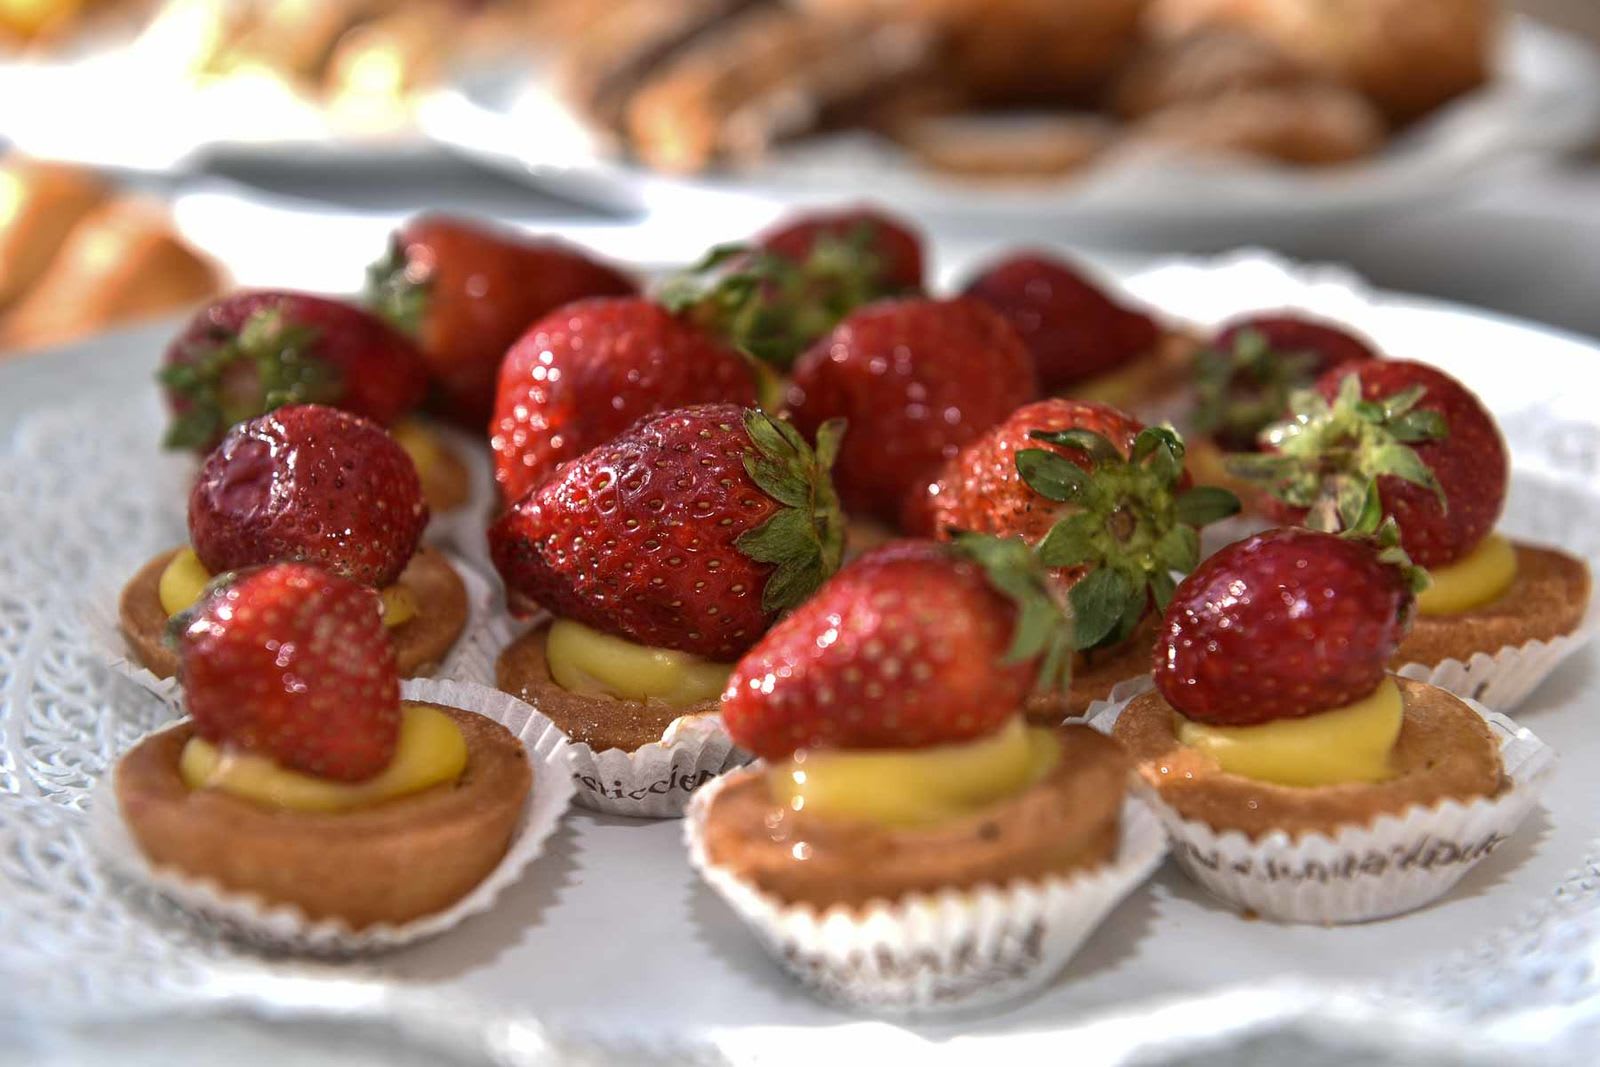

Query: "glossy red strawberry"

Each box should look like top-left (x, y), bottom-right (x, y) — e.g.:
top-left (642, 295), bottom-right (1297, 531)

top-left (661, 206), bottom-right (925, 371)
top-left (176, 563), bottom-right (401, 782)
top-left (367, 215), bottom-right (637, 427)
top-left (190, 404), bottom-right (428, 588)
top-left (721, 536), bottom-right (1070, 760)
top-left (922, 398), bottom-right (1235, 650)
top-left (786, 296), bottom-right (1038, 528)
top-left (160, 291), bottom-right (429, 452)
top-left (1194, 313), bottom-right (1380, 452)
top-left (758, 206), bottom-right (925, 292)
top-left (1153, 527), bottom-right (1416, 725)
top-left (963, 253), bottom-right (1160, 391)
top-left (490, 297), bottom-right (759, 504)
top-left (490, 405), bottom-right (845, 661)
top-left (1234, 360), bottom-right (1507, 568)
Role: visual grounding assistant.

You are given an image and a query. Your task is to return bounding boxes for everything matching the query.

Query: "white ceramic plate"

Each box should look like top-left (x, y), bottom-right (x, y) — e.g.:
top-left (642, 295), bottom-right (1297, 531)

top-left (3, 250), bottom-right (1600, 1066)
top-left (417, 18), bottom-right (1600, 235)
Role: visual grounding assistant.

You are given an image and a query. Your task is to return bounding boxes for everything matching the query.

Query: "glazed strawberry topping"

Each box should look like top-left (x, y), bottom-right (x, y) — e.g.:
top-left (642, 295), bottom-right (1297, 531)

top-left (489, 297), bottom-right (759, 505)
top-left (924, 398), bottom-right (1236, 650)
top-left (1232, 360), bottom-right (1508, 568)
top-left (366, 214), bottom-right (637, 427)
top-left (489, 404), bottom-right (845, 661)
top-left (660, 207), bottom-right (925, 370)
top-left (962, 252), bottom-right (1160, 391)
top-left (721, 536), bottom-right (1070, 760)
top-left (189, 404), bottom-right (428, 589)
top-left (160, 291), bottom-right (428, 452)
top-left (1153, 527), bottom-right (1418, 726)
top-left (1193, 313), bottom-right (1380, 452)
top-left (786, 296), bottom-right (1038, 528)
top-left (175, 563), bottom-right (401, 782)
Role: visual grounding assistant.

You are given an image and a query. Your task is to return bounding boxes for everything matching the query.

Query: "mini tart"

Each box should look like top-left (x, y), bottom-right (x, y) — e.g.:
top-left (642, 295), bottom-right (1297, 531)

top-left (114, 703), bottom-right (531, 929)
top-left (1111, 677), bottom-right (1503, 840)
top-left (119, 546), bottom-right (469, 681)
top-left (699, 726), bottom-right (1129, 910)
top-left (496, 618), bottom-right (716, 753)
top-left (1394, 543), bottom-right (1591, 669)
top-left (1026, 615), bottom-right (1158, 723)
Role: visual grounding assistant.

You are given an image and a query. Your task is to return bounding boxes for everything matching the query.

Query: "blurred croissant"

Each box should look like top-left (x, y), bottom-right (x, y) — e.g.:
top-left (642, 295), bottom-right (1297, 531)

top-left (1144, 0), bottom-right (1497, 122)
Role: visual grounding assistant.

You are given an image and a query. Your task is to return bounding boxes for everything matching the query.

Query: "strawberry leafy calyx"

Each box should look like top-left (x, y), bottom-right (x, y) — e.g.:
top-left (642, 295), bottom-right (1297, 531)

top-left (658, 224), bottom-right (910, 371)
top-left (950, 532), bottom-right (1075, 695)
top-left (1015, 424), bottom-right (1240, 652)
top-left (1335, 489), bottom-right (1432, 598)
top-left (363, 238), bottom-right (430, 339)
top-left (159, 309), bottom-right (338, 451)
top-left (1190, 328), bottom-right (1323, 452)
top-left (734, 410), bottom-right (848, 615)
top-left (1225, 372), bottom-right (1449, 535)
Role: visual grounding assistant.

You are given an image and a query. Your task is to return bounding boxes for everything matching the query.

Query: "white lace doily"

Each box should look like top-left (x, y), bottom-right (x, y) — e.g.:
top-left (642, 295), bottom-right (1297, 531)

top-left (5, 255), bottom-right (1600, 1065)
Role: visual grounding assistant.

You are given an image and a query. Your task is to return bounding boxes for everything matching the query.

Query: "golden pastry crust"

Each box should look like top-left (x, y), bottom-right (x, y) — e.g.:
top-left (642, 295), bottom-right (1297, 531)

top-left (701, 725), bottom-right (1129, 909)
top-left (1129, 82), bottom-right (1385, 165)
top-left (115, 704), bottom-right (532, 929)
top-left (1395, 543), bottom-right (1591, 669)
top-left (119, 547), bottom-right (468, 681)
top-left (1144, 0), bottom-right (1496, 123)
top-left (0, 157), bottom-right (110, 311)
top-left (496, 620), bottom-right (717, 753)
top-left (1111, 677), bottom-right (1503, 839)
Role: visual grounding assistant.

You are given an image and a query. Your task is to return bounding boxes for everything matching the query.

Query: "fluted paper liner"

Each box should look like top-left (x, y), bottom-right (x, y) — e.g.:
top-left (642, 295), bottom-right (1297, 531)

top-left (541, 712), bottom-right (751, 819)
top-left (1393, 592), bottom-right (1598, 711)
top-left (87, 678), bottom-right (575, 956)
top-left (684, 769), bottom-right (1168, 1015)
top-left (1089, 693), bottom-right (1555, 924)
top-left (85, 550), bottom-right (506, 705)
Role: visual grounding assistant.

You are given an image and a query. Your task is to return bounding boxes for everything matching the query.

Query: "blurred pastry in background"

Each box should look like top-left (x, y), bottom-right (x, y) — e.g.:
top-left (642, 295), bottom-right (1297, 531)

top-left (1145, 0), bottom-right (1496, 122)
top-left (0, 157), bottom-right (110, 310)
top-left (550, 0), bottom-right (1498, 178)
top-left (0, 185), bottom-right (223, 353)
top-left (1129, 83), bottom-right (1386, 165)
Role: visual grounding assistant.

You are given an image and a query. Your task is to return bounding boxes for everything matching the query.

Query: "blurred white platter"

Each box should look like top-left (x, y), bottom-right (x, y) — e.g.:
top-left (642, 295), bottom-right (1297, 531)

top-left (417, 18), bottom-right (1600, 239)
top-left (4, 250), bottom-right (1600, 1066)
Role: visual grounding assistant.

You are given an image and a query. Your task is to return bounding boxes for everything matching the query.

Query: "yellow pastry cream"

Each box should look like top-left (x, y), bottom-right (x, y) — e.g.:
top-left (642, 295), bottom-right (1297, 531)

top-left (390, 418), bottom-right (449, 484)
top-left (178, 703), bottom-right (466, 812)
top-left (1414, 533), bottom-right (1518, 616)
top-left (545, 617), bottom-right (733, 706)
top-left (159, 547), bottom-right (417, 629)
top-left (1175, 677), bottom-right (1403, 788)
top-left (767, 716), bottom-right (1061, 827)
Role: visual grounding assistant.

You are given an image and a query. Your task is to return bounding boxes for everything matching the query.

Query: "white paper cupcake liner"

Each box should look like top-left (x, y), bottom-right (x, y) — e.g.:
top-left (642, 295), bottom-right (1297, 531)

top-left (86, 678), bottom-right (576, 956)
top-left (684, 768), bottom-right (1168, 1015)
top-left (1089, 693), bottom-right (1555, 924)
top-left (549, 713), bottom-right (751, 820)
top-left (1392, 592), bottom-right (1599, 711)
top-left (85, 548), bottom-right (505, 705)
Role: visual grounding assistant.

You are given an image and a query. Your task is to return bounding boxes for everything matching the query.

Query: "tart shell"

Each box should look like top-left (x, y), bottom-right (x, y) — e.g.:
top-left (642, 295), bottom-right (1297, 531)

top-left (495, 619), bottom-right (717, 754)
top-left (118, 546), bottom-right (469, 680)
top-left (1394, 543), bottom-right (1591, 669)
top-left (1026, 615), bottom-right (1158, 723)
top-left (114, 703), bottom-right (531, 930)
top-left (1110, 676), bottom-right (1503, 839)
top-left (699, 725), bottom-right (1130, 910)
